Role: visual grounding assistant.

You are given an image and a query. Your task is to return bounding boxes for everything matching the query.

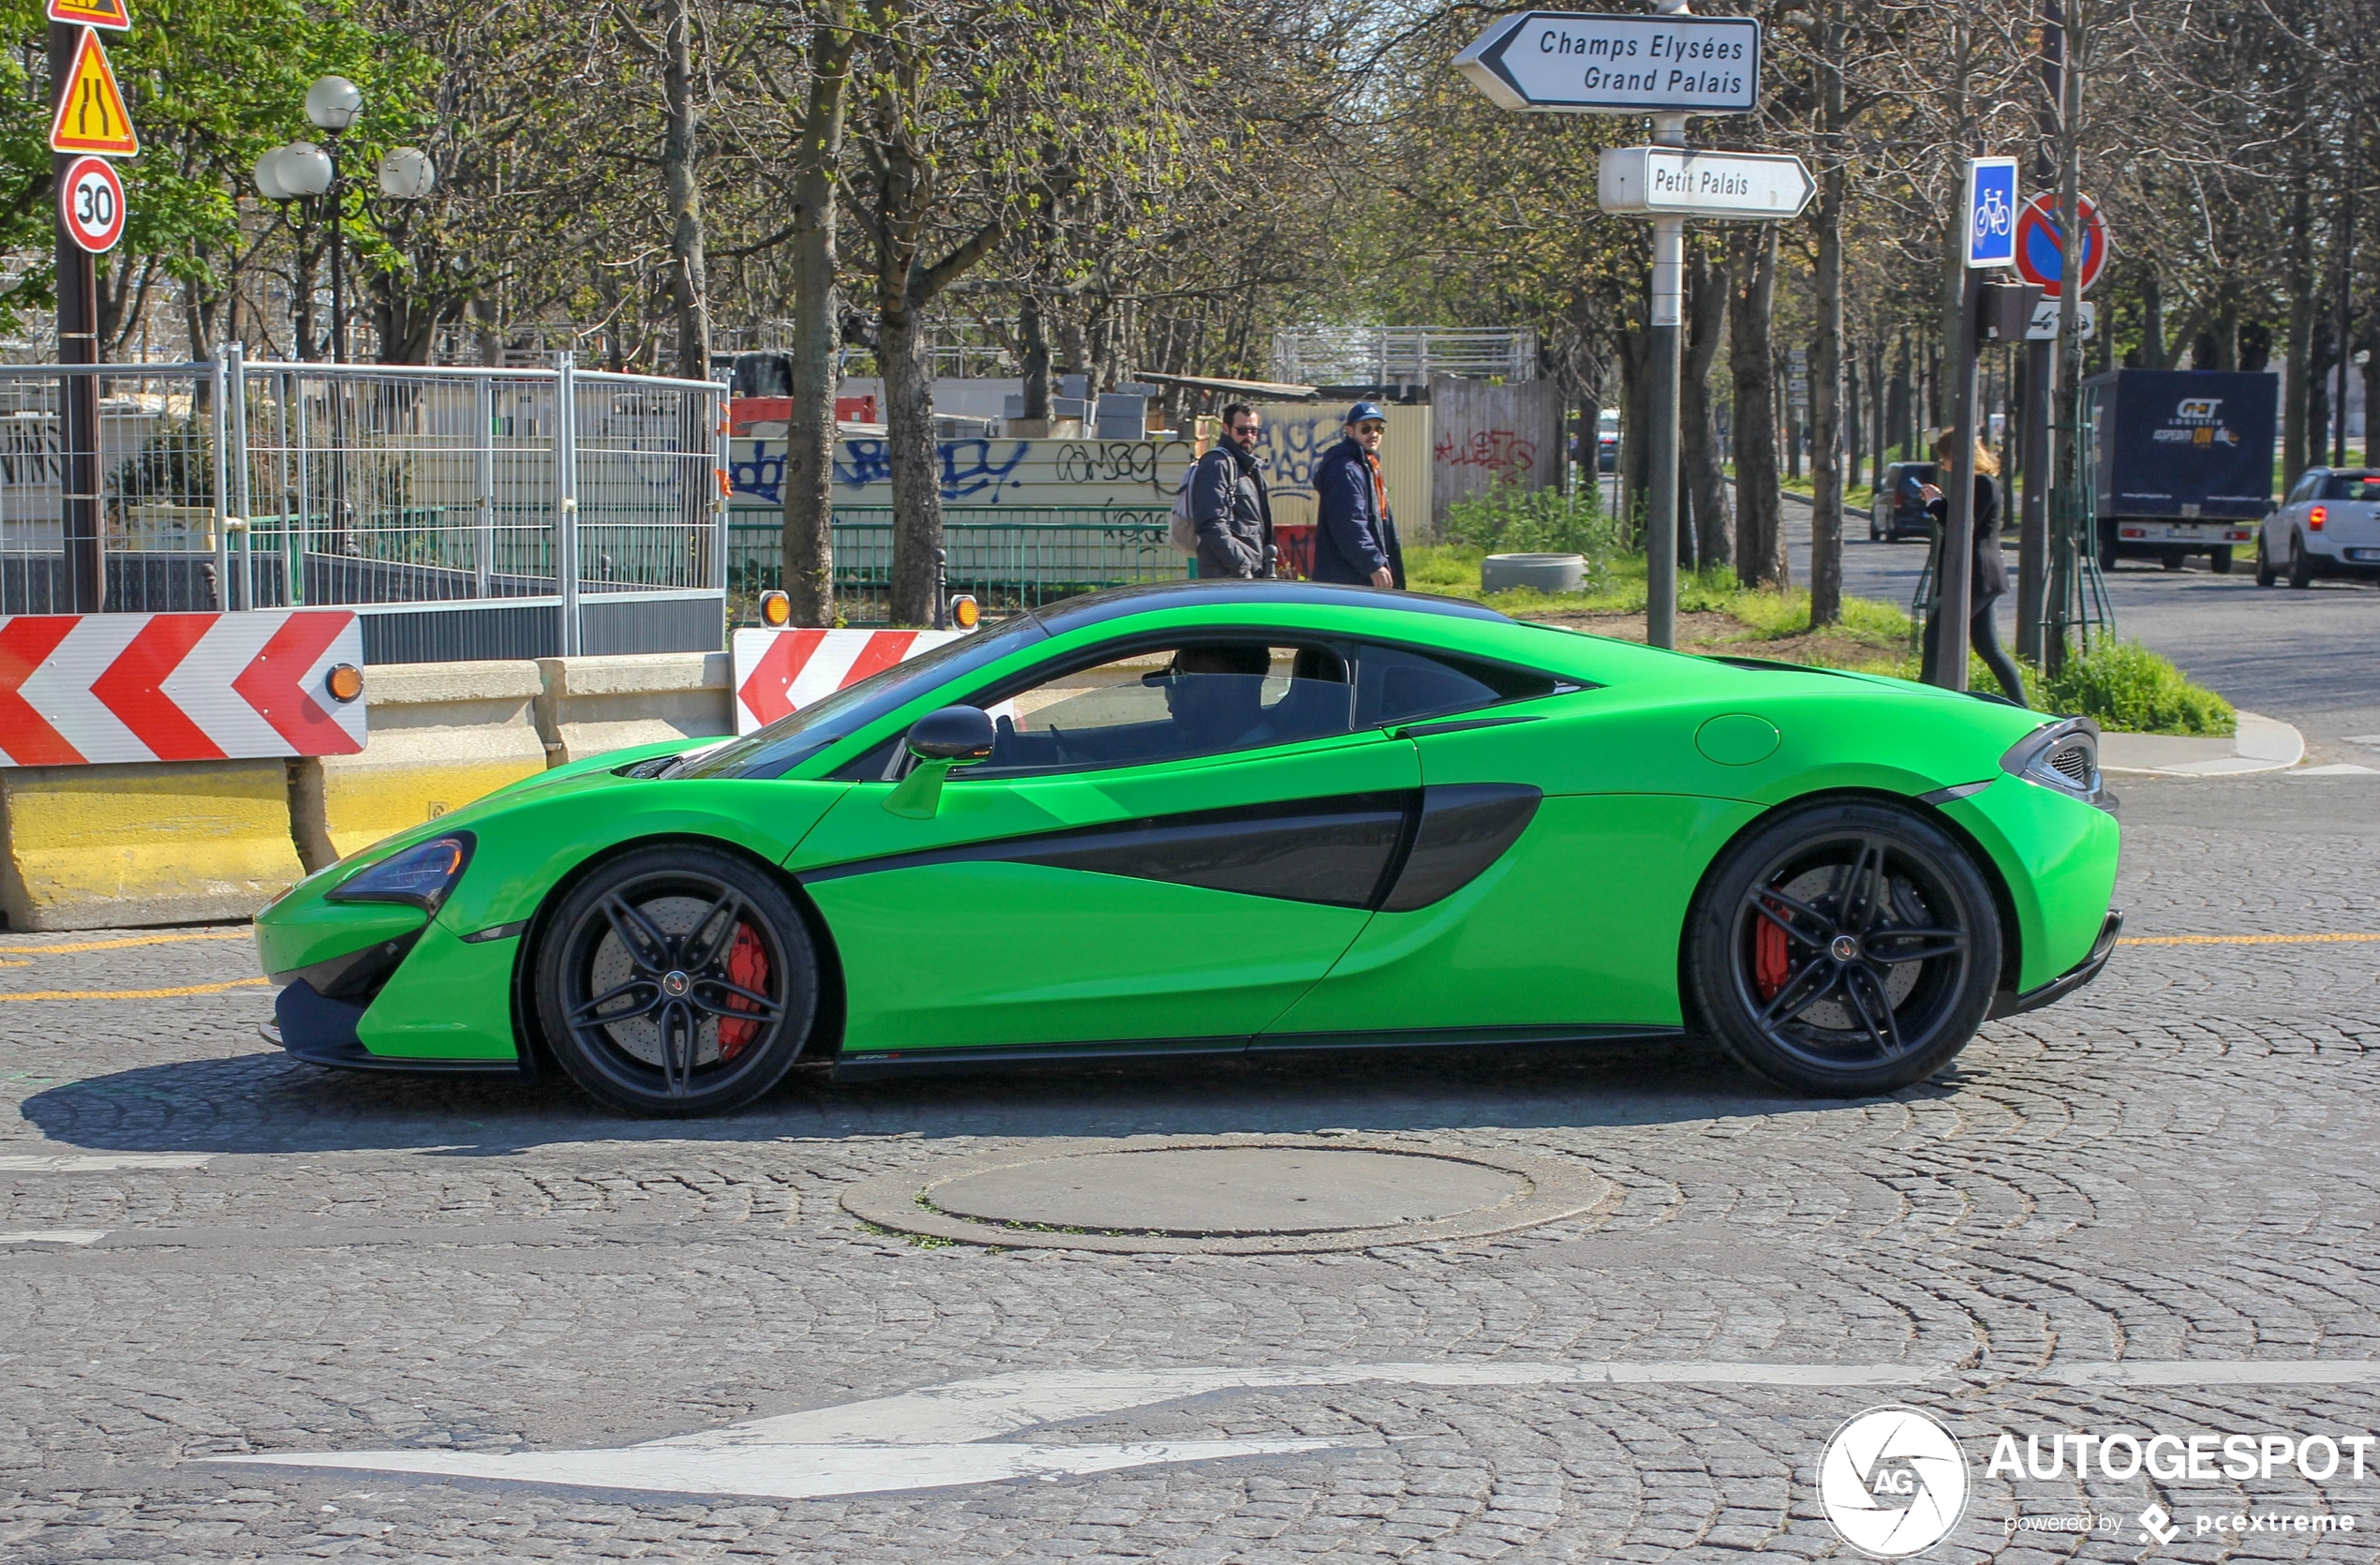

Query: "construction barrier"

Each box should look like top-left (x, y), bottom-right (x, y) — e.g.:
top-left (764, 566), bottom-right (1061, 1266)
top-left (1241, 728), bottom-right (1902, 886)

top-left (0, 759), bottom-right (305, 931)
top-left (299, 660), bottom-right (547, 865)
top-left (537, 652), bottom-right (735, 766)
top-left (1, 636), bottom-right (982, 929)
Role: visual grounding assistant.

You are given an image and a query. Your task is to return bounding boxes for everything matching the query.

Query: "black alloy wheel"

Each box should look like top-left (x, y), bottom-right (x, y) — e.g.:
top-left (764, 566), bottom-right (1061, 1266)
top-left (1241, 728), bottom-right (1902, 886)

top-left (535, 845), bottom-right (818, 1116)
top-left (1688, 801), bottom-right (2001, 1096)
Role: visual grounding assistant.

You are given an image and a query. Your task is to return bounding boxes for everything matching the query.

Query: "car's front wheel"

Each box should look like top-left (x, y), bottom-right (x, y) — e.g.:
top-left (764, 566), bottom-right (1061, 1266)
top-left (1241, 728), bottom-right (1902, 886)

top-left (2255, 532), bottom-right (2277, 587)
top-left (1688, 801), bottom-right (2002, 1097)
top-left (534, 845), bottom-right (819, 1116)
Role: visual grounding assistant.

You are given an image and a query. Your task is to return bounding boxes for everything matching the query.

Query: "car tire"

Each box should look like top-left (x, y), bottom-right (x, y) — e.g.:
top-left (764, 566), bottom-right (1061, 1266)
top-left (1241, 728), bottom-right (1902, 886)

top-left (2096, 526), bottom-right (2118, 572)
top-left (2162, 550), bottom-right (2185, 572)
top-left (2209, 545), bottom-right (2233, 574)
top-left (534, 845), bottom-right (819, 1117)
top-left (2254, 535), bottom-right (2276, 588)
top-left (1686, 799), bottom-right (2002, 1097)
top-left (2289, 535), bottom-right (2314, 589)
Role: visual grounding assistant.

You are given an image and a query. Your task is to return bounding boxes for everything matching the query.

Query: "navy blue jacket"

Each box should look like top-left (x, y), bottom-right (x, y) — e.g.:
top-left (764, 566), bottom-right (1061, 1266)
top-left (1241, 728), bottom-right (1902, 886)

top-left (1311, 437), bottom-right (1406, 588)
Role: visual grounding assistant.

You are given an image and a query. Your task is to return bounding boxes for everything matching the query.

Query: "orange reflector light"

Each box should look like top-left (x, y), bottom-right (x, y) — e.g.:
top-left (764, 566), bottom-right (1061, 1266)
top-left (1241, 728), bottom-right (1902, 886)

top-left (2310, 505), bottom-right (2328, 530)
top-left (760, 589), bottom-right (792, 627)
top-left (324, 663), bottom-right (364, 703)
top-left (950, 593), bottom-right (980, 629)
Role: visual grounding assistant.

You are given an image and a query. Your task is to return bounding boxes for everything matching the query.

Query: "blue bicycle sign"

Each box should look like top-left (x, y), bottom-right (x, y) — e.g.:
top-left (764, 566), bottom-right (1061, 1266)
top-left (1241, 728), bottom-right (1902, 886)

top-left (1964, 156), bottom-right (2020, 268)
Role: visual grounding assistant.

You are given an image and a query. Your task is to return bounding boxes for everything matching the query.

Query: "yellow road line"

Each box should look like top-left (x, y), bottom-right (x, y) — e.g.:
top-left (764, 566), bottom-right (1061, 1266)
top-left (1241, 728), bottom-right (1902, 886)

top-left (0, 977), bottom-right (271, 1002)
top-left (0, 930), bottom-right (251, 956)
top-left (2119, 932), bottom-right (2380, 946)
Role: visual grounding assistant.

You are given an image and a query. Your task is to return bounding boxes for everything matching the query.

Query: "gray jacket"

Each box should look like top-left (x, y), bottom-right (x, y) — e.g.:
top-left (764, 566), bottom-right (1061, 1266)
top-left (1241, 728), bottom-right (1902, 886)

top-left (1189, 443), bottom-right (1272, 579)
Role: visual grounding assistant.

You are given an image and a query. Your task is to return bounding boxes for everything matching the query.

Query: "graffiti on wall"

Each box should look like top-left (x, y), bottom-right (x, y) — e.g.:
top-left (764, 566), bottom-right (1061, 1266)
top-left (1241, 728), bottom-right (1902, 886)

top-left (732, 438), bottom-right (1038, 505)
top-left (1434, 427), bottom-right (1538, 475)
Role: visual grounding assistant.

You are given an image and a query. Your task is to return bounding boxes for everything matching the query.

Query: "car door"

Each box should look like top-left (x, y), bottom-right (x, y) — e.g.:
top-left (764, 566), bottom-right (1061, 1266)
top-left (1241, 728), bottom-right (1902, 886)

top-left (1262, 640), bottom-right (1756, 1046)
top-left (791, 633), bottom-right (1421, 1057)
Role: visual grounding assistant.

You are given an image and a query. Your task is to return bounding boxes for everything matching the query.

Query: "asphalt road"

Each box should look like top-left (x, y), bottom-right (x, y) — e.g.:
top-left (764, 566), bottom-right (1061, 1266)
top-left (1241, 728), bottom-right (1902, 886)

top-left (1781, 494), bottom-right (2380, 758)
top-left (6, 764), bottom-right (2380, 1561)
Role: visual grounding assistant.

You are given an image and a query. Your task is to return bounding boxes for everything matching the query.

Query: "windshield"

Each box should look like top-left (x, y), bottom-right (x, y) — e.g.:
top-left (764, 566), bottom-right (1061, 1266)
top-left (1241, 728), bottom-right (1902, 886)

top-left (679, 617), bottom-right (1048, 781)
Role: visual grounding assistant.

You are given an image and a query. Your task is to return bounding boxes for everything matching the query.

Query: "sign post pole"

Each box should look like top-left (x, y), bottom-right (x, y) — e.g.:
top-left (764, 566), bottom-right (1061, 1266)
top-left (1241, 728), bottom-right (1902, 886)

top-left (1934, 156), bottom-right (2020, 693)
top-left (1644, 107), bottom-right (1687, 650)
top-left (50, 19), bottom-right (102, 614)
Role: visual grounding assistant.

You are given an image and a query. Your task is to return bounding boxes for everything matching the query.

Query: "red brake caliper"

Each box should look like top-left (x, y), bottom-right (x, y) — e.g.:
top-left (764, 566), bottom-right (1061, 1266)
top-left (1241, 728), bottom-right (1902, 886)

top-left (717, 923), bottom-right (770, 1059)
top-left (1754, 915), bottom-right (1790, 1003)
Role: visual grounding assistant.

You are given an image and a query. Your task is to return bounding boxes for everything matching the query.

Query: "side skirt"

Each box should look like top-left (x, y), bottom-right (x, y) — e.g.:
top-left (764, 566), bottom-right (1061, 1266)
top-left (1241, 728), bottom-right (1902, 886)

top-left (829, 1025), bottom-right (1688, 1081)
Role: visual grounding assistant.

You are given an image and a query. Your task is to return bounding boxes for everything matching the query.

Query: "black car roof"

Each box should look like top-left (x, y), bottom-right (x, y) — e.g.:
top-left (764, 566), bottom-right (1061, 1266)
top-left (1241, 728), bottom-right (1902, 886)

top-left (1026, 580), bottom-right (1514, 633)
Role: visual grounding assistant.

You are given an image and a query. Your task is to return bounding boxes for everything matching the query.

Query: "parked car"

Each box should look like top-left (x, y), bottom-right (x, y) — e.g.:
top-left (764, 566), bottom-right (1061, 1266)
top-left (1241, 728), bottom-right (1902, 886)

top-left (1870, 461), bottom-right (1940, 543)
top-left (2257, 468), bottom-right (2380, 589)
top-left (1598, 410), bottom-right (1619, 472)
top-left (255, 580), bottom-right (2120, 1113)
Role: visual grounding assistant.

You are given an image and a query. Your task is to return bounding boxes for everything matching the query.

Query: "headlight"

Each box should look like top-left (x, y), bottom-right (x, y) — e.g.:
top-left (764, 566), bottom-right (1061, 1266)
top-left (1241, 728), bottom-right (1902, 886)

top-left (2001, 717), bottom-right (2104, 802)
top-left (326, 833), bottom-right (474, 914)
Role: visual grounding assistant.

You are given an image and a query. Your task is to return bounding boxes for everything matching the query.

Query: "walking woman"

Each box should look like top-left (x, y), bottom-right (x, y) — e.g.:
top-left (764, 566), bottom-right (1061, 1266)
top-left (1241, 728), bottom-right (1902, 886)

top-left (1918, 432), bottom-right (2028, 705)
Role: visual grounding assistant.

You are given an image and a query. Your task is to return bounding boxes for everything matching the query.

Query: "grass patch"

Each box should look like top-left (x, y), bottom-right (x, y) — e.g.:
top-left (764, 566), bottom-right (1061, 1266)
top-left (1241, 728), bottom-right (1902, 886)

top-left (1813, 640), bottom-right (2235, 737)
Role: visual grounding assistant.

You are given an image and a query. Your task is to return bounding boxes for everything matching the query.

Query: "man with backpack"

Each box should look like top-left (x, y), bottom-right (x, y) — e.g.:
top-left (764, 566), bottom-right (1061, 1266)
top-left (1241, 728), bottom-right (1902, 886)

top-left (1312, 401), bottom-right (1405, 589)
top-left (1181, 402), bottom-right (1273, 579)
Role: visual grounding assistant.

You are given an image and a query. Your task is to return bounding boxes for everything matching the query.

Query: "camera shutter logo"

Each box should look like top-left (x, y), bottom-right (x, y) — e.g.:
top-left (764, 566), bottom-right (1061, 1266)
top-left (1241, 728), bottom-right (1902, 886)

top-left (1816, 1407), bottom-right (1970, 1558)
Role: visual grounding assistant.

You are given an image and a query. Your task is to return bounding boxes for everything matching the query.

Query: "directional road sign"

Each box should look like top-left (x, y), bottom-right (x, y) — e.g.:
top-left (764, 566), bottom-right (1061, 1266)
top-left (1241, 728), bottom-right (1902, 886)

top-left (58, 156), bottom-right (124, 253)
top-left (1963, 156), bottom-right (2018, 269)
top-left (1456, 11), bottom-right (1761, 115)
top-left (2014, 193), bottom-right (2106, 298)
top-left (49, 28), bottom-right (138, 157)
top-left (2026, 299), bottom-right (2097, 342)
top-left (1599, 146), bottom-right (1812, 219)
top-left (46, 0), bottom-right (130, 30)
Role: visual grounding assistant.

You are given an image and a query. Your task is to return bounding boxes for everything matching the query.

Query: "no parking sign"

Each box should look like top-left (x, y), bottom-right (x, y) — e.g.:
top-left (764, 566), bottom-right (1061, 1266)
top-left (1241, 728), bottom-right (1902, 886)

top-left (2015, 193), bottom-right (2106, 298)
top-left (58, 155), bottom-right (124, 253)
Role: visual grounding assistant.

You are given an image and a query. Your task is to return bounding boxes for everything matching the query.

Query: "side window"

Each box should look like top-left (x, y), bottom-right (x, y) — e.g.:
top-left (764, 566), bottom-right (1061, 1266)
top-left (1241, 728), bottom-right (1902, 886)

top-left (1354, 643), bottom-right (1567, 729)
top-left (2289, 472), bottom-right (2321, 504)
top-left (964, 641), bottom-right (1355, 777)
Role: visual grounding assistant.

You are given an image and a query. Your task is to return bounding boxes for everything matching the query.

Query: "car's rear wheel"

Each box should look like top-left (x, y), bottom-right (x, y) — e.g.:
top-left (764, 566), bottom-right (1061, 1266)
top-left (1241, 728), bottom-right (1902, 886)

top-left (1688, 801), bottom-right (2001, 1097)
top-left (2289, 534), bottom-right (2314, 589)
top-left (535, 845), bottom-right (818, 1116)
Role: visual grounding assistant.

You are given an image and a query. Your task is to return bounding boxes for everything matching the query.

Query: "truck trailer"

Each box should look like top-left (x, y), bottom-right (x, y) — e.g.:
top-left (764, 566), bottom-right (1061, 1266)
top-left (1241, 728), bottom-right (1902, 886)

top-left (2084, 367), bottom-right (2278, 572)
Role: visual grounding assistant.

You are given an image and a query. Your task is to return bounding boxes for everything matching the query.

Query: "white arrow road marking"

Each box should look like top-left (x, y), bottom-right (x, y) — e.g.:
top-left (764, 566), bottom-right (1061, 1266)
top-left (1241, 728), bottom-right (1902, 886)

top-left (0, 1153), bottom-right (215, 1171)
top-left (0, 1229), bottom-right (107, 1245)
top-left (207, 1360), bottom-right (1941, 1502)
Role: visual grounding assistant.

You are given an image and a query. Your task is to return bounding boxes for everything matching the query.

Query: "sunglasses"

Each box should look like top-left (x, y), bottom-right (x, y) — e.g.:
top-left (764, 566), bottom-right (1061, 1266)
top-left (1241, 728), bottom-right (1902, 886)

top-left (1355, 422), bottom-right (1386, 436)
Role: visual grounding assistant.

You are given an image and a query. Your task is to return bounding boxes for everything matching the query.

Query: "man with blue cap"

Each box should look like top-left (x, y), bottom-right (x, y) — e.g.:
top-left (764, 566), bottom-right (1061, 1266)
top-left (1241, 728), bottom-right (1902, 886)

top-left (1312, 401), bottom-right (1406, 589)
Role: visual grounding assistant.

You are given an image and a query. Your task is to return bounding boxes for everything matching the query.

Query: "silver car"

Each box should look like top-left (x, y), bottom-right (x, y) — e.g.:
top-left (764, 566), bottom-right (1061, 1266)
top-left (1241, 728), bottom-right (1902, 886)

top-left (2258, 468), bottom-right (2380, 588)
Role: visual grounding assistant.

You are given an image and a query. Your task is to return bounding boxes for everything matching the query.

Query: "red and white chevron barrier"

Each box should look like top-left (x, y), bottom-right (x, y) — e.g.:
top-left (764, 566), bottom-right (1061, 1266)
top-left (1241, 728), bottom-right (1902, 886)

top-left (0, 610), bottom-right (367, 767)
top-left (731, 628), bottom-right (968, 735)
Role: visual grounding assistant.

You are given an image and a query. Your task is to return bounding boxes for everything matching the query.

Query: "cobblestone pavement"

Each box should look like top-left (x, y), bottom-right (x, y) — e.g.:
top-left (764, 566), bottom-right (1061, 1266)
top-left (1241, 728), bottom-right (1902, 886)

top-left (4, 772), bottom-right (2378, 1562)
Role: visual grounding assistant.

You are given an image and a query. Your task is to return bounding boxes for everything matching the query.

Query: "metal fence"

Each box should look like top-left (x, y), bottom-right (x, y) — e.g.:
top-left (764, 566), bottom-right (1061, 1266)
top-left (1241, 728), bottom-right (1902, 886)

top-left (727, 506), bottom-right (1187, 625)
top-left (1270, 326), bottom-right (1540, 388)
top-left (0, 355), bottom-right (727, 663)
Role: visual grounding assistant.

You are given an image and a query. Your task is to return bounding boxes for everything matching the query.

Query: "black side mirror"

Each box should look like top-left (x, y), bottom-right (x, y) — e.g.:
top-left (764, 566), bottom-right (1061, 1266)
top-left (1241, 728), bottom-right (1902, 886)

top-left (904, 705), bottom-right (995, 763)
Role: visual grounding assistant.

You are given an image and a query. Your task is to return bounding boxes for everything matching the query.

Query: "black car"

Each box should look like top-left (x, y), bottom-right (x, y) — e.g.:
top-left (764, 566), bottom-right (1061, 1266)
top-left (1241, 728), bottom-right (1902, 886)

top-left (1870, 461), bottom-right (1940, 543)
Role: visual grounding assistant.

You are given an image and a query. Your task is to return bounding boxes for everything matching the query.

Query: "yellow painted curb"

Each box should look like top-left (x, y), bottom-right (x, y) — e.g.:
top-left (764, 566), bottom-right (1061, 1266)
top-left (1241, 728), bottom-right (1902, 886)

top-left (0, 763), bottom-right (302, 932)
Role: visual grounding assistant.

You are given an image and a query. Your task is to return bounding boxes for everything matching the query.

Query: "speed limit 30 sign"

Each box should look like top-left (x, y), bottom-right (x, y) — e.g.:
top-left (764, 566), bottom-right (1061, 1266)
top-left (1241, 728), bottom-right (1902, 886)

top-left (60, 155), bottom-right (125, 253)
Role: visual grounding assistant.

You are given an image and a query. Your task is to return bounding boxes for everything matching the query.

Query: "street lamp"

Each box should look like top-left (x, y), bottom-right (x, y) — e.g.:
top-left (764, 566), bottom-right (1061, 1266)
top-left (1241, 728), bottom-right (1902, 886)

top-left (253, 73), bottom-right (435, 362)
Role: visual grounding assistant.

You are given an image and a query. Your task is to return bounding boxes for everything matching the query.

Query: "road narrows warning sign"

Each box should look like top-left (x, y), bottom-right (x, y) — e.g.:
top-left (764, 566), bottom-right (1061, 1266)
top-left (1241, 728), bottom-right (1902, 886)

top-left (46, 0), bottom-right (131, 32)
top-left (49, 28), bottom-right (138, 157)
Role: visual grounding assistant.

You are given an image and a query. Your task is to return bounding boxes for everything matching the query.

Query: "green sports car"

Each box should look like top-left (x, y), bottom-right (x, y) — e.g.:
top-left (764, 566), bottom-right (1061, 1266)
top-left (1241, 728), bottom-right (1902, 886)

top-left (254, 582), bottom-right (2121, 1115)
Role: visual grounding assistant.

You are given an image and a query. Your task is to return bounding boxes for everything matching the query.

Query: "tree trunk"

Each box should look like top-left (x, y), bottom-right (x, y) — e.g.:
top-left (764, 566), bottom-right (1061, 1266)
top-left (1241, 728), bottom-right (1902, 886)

top-left (1809, 129), bottom-right (1847, 626)
top-left (2141, 265), bottom-right (2165, 369)
top-left (1018, 287), bottom-right (1052, 420)
top-left (1615, 326), bottom-right (1649, 545)
top-left (2283, 180), bottom-right (2314, 486)
top-left (1682, 242), bottom-right (1731, 572)
top-left (2364, 350), bottom-right (2380, 467)
top-left (660, 0), bottom-right (710, 382)
top-left (1730, 224), bottom-right (1784, 587)
top-left (781, 0), bottom-right (854, 627)
top-left (880, 300), bottom-right (942, 624)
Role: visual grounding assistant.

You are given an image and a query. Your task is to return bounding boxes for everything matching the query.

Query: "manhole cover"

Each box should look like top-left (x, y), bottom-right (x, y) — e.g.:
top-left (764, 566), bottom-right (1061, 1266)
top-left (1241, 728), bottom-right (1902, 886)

top-left (840, 1136), bottom-right (1614, 1255)
top-left (933, 1146), bottom-right (1525, 1235)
